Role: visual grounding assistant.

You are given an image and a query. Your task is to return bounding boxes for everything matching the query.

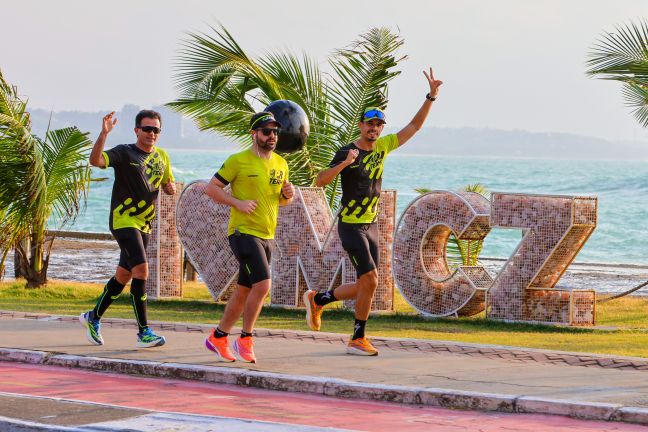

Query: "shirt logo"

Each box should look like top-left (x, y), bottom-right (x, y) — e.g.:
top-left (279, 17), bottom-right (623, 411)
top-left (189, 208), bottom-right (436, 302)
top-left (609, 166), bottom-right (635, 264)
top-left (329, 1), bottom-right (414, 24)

top-left (269, 169), bottom-right (285, 185)
top-left (130, 162), bottom-right (141, 167)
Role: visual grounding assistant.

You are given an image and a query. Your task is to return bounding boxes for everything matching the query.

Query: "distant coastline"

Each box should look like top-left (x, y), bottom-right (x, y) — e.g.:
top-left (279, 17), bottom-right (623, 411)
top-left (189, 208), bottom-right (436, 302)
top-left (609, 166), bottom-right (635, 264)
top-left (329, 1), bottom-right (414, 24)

top-left (29, 105), bottom-right (648, 160)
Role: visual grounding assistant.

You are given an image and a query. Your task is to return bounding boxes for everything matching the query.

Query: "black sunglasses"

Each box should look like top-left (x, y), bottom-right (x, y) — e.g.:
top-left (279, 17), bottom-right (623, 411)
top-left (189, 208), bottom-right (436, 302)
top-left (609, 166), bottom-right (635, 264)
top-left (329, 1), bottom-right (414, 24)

top-left (139, 126), bottom-right (161, 134)
top-left (257, 127), bottom-right (281, 136)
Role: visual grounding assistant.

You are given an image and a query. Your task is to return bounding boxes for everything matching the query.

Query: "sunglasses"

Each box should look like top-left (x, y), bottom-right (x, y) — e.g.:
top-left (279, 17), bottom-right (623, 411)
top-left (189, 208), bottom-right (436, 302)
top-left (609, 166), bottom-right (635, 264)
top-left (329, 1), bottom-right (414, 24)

top-left (362, 110), bottom-right (385, 121)
top-left (257, 127), bottom-right (281, 136)
top-left (139, 126), bottom-right (161, 134)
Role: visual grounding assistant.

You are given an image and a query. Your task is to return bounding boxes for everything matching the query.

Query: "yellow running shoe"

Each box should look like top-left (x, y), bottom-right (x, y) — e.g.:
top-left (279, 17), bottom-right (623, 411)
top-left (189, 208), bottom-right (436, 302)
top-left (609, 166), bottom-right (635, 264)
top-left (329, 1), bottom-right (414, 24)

top-left (346, 337), bottom-right (378, 356)
top-left (303, 290), bottom-right (323, 331)
top-left (204, 331), bottom-right (235, 362)
top-left (233, 337), bottom-right (257, 363)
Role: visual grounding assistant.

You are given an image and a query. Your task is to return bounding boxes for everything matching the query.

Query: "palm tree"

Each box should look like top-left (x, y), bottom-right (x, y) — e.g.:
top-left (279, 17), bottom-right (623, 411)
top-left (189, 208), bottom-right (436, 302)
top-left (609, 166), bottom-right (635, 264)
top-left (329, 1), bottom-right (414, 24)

top-left (415, 183), bottom-right (489, 269)
top-left (167, 24), bottom-right (405, 207)
top-left (586, 19), bottom-right (648, 127)
top-left (587, 20), bottom-right (648, 301)
top-left (0, 69), bottom-right (93, 287)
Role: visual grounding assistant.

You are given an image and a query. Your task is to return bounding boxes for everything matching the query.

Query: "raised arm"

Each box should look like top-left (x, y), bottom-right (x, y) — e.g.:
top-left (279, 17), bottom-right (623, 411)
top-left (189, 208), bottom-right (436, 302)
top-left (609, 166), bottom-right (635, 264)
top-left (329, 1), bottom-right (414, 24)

top-left (315, 148), bottom-right (359, 187)
top-left (395, 67), bottom-right (443, 147)
top-left (89, 112), bottom-right (117, 168)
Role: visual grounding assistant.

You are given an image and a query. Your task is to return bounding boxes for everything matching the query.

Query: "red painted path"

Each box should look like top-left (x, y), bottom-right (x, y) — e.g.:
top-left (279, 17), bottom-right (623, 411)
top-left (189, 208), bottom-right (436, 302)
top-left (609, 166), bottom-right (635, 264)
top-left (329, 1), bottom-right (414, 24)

top-left (1, 362), bottom-right (646, 431)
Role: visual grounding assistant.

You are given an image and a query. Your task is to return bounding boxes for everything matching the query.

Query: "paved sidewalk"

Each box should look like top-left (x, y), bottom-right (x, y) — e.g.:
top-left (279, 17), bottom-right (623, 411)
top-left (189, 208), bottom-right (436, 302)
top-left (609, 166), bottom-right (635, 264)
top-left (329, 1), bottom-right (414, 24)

top-left (2, 311), bottom-right (648, 426)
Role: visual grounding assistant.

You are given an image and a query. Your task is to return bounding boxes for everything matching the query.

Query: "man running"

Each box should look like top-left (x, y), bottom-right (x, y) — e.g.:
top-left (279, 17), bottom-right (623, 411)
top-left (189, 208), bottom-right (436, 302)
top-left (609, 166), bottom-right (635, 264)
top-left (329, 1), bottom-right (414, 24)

top-left (80, 110), bottom-right (175, 348)
top-left (305, 68), bottom-right (443, 356)
top-left (204, 111), bottom-right (294, 363)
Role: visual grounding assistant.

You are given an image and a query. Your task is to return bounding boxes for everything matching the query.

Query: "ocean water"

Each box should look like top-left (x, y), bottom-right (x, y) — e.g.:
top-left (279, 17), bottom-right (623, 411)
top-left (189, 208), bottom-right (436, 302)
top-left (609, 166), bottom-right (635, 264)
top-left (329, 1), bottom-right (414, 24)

top-left (66, 150), bottom-right (648, 266)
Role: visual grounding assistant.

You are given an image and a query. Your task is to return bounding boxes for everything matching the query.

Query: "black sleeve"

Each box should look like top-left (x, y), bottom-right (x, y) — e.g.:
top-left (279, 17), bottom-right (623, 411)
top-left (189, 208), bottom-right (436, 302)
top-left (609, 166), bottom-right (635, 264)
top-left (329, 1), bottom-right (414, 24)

top-left (329, 148), bottom-right (347, 168)
top-left (104, 144), bottom-right (126, 168)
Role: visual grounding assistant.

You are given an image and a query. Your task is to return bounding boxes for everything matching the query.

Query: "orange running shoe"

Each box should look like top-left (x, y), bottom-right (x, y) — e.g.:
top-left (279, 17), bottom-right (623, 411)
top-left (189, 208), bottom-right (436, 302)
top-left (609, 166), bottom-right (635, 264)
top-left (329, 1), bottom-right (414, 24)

top-left (303, 290), bottom-right (323, 331)
top-left (204, 331), bottom-right (235, 362)
top-left (233, 337), bottom-right (257, 363)
top-left (346, 337), bottom-right (378, 356)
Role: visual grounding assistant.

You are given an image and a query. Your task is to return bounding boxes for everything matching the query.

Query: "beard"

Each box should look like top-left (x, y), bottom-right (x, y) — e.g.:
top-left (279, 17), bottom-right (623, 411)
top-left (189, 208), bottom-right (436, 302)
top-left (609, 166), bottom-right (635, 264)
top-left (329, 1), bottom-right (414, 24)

top-left (259, 140), bottom-right (276, 151)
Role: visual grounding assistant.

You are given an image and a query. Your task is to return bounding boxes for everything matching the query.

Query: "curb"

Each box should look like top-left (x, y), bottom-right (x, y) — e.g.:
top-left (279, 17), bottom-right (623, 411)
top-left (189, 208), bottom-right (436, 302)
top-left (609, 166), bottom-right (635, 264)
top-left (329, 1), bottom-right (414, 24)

top-left (5, 310), bottom-right (648, 372)
top-left (2, 348), bottom-right (648, 426)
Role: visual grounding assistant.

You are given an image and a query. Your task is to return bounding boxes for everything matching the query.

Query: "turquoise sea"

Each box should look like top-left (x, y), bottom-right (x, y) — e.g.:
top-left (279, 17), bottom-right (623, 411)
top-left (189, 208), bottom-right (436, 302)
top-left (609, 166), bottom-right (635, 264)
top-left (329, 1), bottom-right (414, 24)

top-left (68, 150), bottom-right (648, 266)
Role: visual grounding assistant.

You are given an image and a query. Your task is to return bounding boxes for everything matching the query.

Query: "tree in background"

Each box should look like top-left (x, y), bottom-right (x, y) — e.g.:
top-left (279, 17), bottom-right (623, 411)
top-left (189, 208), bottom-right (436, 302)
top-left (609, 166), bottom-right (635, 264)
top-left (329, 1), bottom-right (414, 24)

top-left (167, 24), bottom-right (405, 208)
top-left (0, 70), bottom-right (93, 287)
top-left (587, 19), bottom-right (648, 128)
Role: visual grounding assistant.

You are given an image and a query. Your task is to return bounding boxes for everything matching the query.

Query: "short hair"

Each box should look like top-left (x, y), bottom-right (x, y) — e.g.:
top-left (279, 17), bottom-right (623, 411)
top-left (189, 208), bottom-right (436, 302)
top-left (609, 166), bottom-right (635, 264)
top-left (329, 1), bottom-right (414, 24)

top-left (135, 110), bottom-right (162, 127)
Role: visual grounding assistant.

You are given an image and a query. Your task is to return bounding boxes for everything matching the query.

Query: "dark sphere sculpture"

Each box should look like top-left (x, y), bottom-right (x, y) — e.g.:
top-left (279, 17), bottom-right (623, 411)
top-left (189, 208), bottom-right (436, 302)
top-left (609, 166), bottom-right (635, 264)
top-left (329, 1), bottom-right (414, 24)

top-left (264, 100), bottom-right (310, 153)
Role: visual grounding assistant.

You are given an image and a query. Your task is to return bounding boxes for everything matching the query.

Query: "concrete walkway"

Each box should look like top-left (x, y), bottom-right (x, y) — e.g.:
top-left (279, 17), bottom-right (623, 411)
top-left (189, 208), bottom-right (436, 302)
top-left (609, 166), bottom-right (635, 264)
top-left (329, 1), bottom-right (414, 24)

top-left (1, 311), bottom-right (648, 426)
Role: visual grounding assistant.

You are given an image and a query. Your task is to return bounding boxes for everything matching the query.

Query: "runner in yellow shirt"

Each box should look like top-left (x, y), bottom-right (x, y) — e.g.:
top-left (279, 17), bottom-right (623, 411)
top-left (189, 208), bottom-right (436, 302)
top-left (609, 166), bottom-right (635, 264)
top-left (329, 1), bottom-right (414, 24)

top-left (204, 111), bottom-right (294, 363)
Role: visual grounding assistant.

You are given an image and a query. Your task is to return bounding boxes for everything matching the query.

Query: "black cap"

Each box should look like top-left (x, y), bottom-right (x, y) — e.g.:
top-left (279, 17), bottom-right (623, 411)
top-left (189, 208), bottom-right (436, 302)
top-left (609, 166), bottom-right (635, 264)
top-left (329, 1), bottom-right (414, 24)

top-left (250, 111), bottom-right (282, 130)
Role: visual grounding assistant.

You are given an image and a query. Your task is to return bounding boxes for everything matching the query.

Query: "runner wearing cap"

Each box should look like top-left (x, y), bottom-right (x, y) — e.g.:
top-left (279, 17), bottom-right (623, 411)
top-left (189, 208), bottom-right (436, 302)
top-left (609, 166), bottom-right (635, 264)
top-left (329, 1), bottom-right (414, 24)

top-left (203, 111), bottom-right (294, 363)
top-left (306, 68), bottom-right (443, 356)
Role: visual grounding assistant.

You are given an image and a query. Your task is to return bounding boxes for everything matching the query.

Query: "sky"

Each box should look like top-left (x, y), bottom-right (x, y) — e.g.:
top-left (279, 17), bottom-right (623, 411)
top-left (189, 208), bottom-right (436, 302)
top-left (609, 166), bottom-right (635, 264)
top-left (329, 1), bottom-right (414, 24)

top-left (2, 0), bottom-right (647, 142)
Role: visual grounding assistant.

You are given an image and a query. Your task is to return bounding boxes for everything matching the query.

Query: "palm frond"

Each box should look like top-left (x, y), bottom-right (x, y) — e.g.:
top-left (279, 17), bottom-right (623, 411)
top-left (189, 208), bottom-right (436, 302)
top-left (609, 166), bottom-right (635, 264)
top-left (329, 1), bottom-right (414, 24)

top-left (621, 81), bottom-right (648, 127)
top-left (325, 27), bottom-right (406, 206)
top-left (587, 20), bottom-right (648, 128)
top-left (587, 20), bottom-right (648, 79)
top-left (168, 25), bottom-right (405, 198)
top-left (41, 127), bottom-right (93, 226)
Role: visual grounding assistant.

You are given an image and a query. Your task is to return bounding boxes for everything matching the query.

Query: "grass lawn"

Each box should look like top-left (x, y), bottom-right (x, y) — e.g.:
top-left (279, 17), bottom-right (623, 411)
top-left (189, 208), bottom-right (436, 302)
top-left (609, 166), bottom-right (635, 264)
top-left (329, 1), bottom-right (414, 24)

top-left (2, 279), bottom-right (648, 358)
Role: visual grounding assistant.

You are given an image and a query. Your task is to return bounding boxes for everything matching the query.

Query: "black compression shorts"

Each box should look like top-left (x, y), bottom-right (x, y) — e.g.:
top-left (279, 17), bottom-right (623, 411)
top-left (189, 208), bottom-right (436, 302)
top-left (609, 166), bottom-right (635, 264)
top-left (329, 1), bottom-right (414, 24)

top-left (228, 232), bottom-right (272, 288)
top-left (111, 228), bottom-right (149, 271)
top-left (338, 221), bottom-right (379, 277)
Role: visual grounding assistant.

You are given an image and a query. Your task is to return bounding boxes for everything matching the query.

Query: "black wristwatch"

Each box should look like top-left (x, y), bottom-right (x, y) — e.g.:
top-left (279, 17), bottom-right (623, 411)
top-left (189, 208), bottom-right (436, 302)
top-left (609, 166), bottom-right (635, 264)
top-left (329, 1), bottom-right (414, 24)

top-left (426, 93), bottom-right (436, 101)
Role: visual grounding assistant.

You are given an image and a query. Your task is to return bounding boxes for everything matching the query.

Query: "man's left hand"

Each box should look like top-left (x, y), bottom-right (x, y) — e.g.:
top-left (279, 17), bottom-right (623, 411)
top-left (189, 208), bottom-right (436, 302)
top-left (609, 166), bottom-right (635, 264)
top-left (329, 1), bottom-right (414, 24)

top-left (281, 181), bottom-right (295, 200)
top-left (424, 67), bottom-right (443, 99)
top-left (163, 182), bottom-right (177, 195)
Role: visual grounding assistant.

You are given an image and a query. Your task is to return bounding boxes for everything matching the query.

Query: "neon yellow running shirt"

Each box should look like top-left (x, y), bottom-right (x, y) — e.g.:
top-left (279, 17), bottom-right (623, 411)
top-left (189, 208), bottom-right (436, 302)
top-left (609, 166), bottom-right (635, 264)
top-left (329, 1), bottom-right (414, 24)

top-left (102, 144), bottom-right (174, 233)
top-left (329, 134), bottom-right (398, 224)
top-left (215, 149), bottom-right (289, 239)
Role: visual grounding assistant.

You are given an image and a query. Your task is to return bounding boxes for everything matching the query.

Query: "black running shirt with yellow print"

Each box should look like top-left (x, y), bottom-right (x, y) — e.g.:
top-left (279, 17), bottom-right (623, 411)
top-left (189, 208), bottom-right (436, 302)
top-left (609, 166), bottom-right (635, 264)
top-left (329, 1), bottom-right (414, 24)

top-left (330, 134), bottom-right (398, 224)
top-left (102, 144), bottom-right (174, 234)
top-left (215, 149), bottom-right (289, 240)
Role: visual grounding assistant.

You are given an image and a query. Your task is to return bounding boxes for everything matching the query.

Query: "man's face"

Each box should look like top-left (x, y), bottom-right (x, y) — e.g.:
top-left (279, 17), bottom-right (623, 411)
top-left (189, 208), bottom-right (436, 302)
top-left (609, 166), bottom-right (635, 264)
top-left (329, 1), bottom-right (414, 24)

top-left (134, 117), bottom-right (161, 148)
top-left (358, 119), bottom-right (385, 142)
top-left (252, 123), bottom-right (280, 151)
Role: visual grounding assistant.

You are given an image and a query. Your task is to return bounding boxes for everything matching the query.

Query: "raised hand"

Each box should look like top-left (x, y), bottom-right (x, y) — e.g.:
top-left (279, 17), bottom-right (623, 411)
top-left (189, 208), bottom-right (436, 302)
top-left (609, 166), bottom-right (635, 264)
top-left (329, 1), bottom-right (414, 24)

top-left (102, 112), bottom-right (118, 134)
top-left (235, 199), bottom-right (257, 214)
top-left (423, 67), bottom-right (443, 99)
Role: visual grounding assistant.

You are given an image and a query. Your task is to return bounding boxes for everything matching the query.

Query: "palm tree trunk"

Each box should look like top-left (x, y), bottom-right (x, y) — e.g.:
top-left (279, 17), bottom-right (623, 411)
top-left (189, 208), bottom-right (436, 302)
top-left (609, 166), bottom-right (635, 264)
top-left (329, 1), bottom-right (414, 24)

top-left (14, 238), bottom-right (28, 278)
top-left (25, 222), bottom-right (46, 288)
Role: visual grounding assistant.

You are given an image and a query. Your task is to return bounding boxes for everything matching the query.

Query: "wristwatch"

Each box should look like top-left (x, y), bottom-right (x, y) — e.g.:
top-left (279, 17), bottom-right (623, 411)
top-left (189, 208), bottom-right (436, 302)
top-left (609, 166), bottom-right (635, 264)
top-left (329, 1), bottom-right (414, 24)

top-left (426, 93), bottom-right (436, 101)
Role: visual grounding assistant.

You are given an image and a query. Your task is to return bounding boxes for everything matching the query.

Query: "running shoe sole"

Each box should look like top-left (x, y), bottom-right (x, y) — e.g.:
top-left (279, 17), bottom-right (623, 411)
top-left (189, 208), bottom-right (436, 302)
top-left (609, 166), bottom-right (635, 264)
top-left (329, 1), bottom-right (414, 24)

top-left (346, 345), bottom-right (378, 356)
top-left (136, 336), bottom-right (166, 348)
top-left (78, 312), bottom-right (103, 346)
top-left (233, 339), bottom-right (256, 363)
top-left (204, 337), bottom-right (235, 362)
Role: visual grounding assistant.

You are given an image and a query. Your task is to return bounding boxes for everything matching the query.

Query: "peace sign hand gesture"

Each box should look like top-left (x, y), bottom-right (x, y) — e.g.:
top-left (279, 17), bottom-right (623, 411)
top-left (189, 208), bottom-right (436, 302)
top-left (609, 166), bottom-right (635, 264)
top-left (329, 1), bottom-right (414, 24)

top-left (423, 67), bottom-right (443, 100)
